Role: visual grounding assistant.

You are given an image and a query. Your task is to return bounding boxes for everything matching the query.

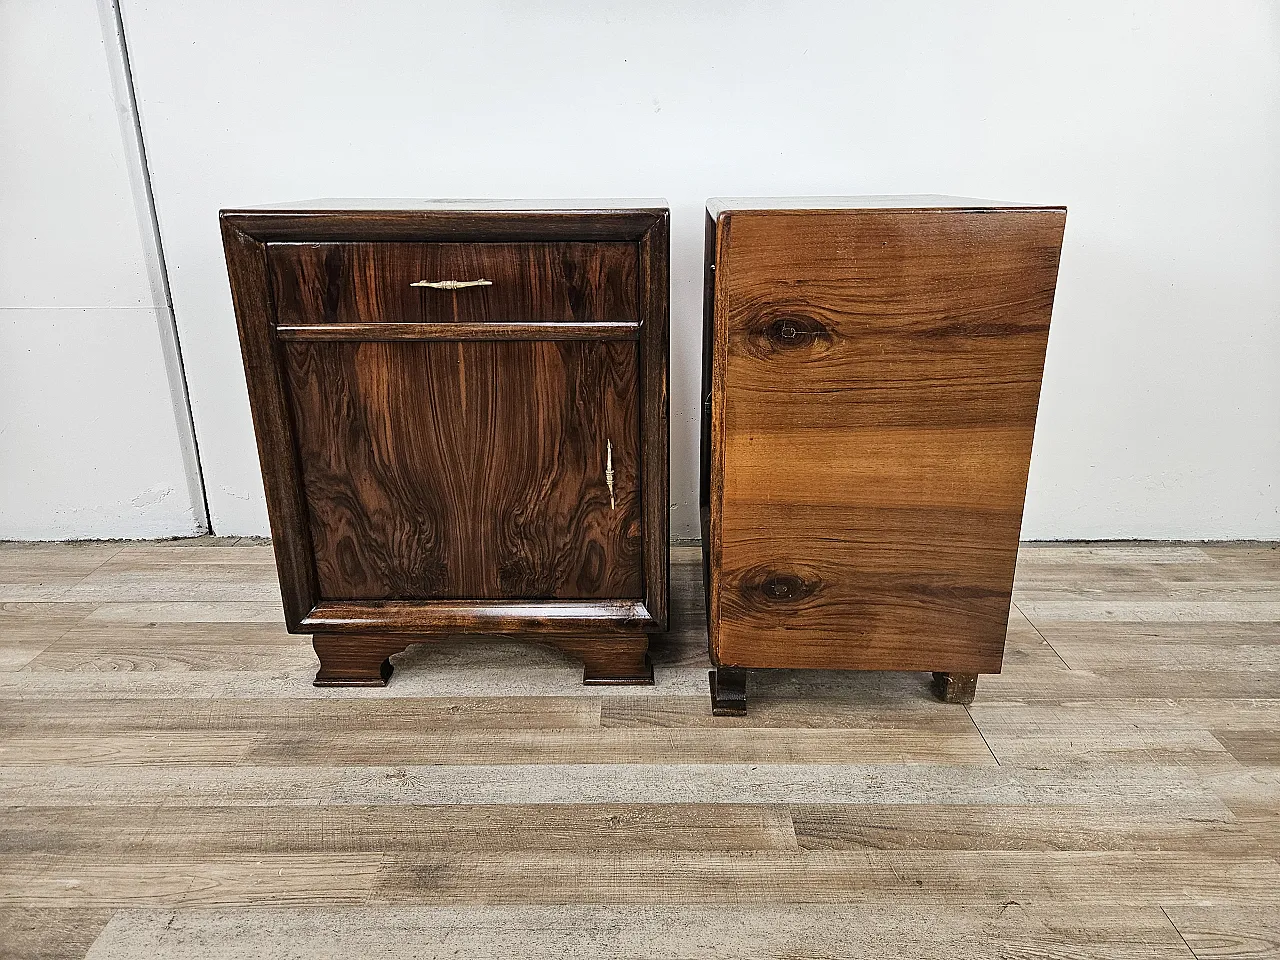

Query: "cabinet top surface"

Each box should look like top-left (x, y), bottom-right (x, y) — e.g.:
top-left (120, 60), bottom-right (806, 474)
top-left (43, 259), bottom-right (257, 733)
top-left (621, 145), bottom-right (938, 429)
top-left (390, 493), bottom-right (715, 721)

top-left (707, 195), bottom-right (1064, 216)
top-left (227, 198), bottom-right (668, 212)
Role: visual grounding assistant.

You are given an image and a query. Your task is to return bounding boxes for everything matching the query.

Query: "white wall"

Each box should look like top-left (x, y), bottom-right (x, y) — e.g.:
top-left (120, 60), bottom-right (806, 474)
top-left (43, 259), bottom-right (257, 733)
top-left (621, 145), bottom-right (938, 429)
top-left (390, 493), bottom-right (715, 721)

top-left (53, 1), bottom-right (1280, 539)
top-left (0, 0), bottom-right (206, 540)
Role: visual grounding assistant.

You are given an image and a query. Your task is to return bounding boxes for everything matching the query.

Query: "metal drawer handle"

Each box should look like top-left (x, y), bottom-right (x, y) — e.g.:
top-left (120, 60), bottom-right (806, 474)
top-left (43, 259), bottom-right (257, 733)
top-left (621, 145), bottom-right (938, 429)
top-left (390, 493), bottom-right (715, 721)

top-left (606, 440), bottom-right (615, 510)
top-left (410, 279), bottom-right (493, 290)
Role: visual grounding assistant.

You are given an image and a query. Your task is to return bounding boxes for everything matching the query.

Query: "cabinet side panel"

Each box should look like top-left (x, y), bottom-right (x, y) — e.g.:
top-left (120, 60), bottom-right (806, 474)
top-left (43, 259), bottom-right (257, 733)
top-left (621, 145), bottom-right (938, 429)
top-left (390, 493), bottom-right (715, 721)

top-left (220, 219), bottom-right (318, 630)
top-left (280, 339), bottom-right (643, 601)
top-left (700, 211), bottom-right (717, 647)
top-left (715, 209), bottom-right (1066, 671)
top-left (638, 215), bottom-right (670, 629)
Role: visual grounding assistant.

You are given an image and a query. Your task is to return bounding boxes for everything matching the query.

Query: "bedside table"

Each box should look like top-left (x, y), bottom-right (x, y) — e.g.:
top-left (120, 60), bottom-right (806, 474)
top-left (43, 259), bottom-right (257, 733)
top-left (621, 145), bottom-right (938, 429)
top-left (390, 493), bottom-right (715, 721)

top-left (221, 200), bottom-right (669, 687)
top-left (701, 196), bottom-right (1066, 714)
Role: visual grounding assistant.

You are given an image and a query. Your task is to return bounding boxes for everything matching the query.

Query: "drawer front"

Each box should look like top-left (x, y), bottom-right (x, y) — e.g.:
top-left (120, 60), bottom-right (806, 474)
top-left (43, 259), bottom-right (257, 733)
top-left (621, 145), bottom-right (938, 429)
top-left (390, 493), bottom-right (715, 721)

top-left (269, 241), bottom-right (639, 325)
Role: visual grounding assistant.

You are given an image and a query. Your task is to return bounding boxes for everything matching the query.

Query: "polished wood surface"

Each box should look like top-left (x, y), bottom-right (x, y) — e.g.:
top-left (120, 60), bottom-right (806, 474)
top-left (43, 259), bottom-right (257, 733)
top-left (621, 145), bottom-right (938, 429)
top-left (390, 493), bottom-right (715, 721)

top-left (282, 339), bottom-right (641, 601)
top-left (224, 204), bottom-right (664, 243)
top-left (221, 204), bottom-right (668, 686)
top-left (703, 200), bottom-right (1067, 686)
top-left (269, 241), bottom-right (639, 325)
top-left (0, 539), bottom-right (1277, 958)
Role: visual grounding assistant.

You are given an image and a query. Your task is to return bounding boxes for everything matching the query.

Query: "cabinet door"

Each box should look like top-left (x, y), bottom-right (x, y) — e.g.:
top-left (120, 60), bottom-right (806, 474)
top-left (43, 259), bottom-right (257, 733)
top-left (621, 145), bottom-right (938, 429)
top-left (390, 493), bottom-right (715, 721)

top-left (280, 339), bottom-right (642, 601)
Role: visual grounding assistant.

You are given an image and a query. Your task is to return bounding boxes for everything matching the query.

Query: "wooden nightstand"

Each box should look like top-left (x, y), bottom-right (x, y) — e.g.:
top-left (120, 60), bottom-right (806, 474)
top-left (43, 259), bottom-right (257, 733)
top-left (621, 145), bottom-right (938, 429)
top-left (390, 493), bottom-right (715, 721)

top-left (701, 197), bottom-right (1066, 714)
top-left (221, 200), bottom-right (668, 687)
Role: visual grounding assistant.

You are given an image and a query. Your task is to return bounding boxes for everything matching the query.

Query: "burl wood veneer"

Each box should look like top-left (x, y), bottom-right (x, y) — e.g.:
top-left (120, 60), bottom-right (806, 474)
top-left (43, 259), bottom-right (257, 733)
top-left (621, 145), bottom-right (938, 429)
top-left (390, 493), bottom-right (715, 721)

top-left (221, 200), bottom-right (669, 686)
top-left (701, 197), bottom-right (1066, 714)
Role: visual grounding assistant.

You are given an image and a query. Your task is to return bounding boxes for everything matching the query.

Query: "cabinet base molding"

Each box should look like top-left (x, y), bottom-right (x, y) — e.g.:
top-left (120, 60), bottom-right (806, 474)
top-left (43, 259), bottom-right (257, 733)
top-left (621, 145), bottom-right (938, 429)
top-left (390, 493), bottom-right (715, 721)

top-left (311, 632), bottom-right (654, 688)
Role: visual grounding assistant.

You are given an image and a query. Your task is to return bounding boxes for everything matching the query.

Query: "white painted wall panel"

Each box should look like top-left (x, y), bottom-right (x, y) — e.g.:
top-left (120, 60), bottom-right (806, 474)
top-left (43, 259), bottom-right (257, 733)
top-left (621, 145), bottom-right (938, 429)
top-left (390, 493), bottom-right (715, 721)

top-left (0, 308), bottom-right (200, 539)
top-left (117, 1), bottom-right (1280, 538)
top-left (0, 0), bottom-right (203, 540)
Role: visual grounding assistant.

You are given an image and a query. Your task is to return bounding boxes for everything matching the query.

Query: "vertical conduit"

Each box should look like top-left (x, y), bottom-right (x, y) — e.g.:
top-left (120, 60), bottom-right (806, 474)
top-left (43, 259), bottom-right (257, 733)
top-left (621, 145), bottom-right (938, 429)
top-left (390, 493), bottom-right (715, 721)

top-left (96, 0), bottom-right (211, 533)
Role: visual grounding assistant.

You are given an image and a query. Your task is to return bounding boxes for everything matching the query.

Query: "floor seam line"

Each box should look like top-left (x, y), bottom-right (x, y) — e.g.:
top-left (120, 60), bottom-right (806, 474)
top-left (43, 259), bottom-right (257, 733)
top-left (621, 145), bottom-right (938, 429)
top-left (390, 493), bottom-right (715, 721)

top-left (1014, 599), bottom-right (1073, 671)
top-left (965, 704), bottom-right (1001, 767)
top-left (1159, 905), bottom-right (1200, 959)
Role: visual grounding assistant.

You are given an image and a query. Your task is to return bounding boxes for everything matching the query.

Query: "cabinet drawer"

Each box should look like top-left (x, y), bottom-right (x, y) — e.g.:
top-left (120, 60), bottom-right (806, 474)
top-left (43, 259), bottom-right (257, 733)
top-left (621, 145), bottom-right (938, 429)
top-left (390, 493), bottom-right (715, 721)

top-left (268, 241), bottom-right (639, 326)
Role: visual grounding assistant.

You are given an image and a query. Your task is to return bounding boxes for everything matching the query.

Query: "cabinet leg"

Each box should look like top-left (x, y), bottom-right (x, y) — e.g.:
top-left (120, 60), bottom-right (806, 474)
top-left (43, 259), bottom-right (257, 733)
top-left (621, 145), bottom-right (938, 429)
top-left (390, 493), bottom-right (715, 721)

top-left (931, 671), bottom-right (979, 705)
top-left (548, 635), bottom-right (655, 685)
top-left (709, 667), bottom-right (748, 716)
top-left (313, 634), bottom-right (414, 687)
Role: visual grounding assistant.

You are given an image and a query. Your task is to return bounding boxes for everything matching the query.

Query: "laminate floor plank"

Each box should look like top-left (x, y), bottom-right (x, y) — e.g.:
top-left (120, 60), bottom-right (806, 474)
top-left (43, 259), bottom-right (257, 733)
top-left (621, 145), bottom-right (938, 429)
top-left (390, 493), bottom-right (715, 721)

top-left (1015, 544), bottom-right (1213, 565)
top-left (22, 622), bottom-right (300, 673)
top-left (0, 602), bottom-right (97, 671)
top-left (240, 725), bottom-right (997, 765)
top-left (62, 565), bottom-right (281, 603)
top-left (1016, 600), bottom-right (1280, 624)
top-left (0, 696), bottom-right (602, 734)
top-left (106, 545), bottom-right (277, 566)
top-left (0, 544), bottom-right (121, 601)
top-left (0, 763), bottom-right (1233, 808)
top-left (0, 733), bottom-right (254, 766)
top-left (599, 694), bottom-right (988, 729)
top-left (78, 602), bottom-right (286, 625)
top-left (81, 904), bottom-right (1198, 960)
top-left (371, 850), bottom-right (1280, 906)
top-left (980, 664), bottom-right (1280, 702)
top-left (967, 702), bottom-right (1239, 767)
top-left (0, 854), bottom-right (383, 907)
top-left (0, 907), bottom-right (114, 960)
top-left (0, 729), bottom-right (997, 767)
top-left (0, 804), bottom-right (797, 856)
top-left (790, 803), bottom-right (1255, 854)
top-left (1162, 904), bottom-right (1280, 960)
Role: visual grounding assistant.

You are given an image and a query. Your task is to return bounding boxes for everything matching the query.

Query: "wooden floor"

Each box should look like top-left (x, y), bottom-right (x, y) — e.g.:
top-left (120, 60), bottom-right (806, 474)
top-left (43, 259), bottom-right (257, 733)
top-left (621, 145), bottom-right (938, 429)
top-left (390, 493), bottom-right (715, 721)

top-left (1, 540), bottom-right (1278, 959)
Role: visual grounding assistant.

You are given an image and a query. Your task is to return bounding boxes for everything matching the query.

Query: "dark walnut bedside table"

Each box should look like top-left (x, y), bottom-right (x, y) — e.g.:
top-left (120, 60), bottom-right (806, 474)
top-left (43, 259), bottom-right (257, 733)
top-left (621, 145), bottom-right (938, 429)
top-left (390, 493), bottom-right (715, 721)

top-left (701, 196), bottom-right (1066, 714)
top-left (221, 200), bottom-right (669, 687)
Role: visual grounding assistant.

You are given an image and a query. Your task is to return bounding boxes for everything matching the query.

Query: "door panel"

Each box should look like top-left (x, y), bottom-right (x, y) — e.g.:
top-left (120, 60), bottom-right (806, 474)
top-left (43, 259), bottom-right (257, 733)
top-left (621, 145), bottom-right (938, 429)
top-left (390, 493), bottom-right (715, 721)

top-left (281, 339), bottom-right (642, 600)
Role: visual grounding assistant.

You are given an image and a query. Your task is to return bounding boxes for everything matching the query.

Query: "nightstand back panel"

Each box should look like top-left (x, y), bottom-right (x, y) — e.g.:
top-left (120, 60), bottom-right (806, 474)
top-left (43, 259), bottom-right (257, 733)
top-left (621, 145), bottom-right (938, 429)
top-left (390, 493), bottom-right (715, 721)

top-left (706, 204), bottom-right (1066, 674)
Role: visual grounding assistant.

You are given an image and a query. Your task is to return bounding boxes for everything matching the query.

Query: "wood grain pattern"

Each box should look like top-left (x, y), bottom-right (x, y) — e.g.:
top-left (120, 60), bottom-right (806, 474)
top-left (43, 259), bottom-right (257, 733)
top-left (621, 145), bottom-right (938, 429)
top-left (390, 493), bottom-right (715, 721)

top-left (269, 241), bottom-right (639, 326)
top-left (1, 538), bottom-right (1276, 959)
top-left (282, 339), bottom-right (641, 601)
top-left (704, 200), bottom-right (1066, 681)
